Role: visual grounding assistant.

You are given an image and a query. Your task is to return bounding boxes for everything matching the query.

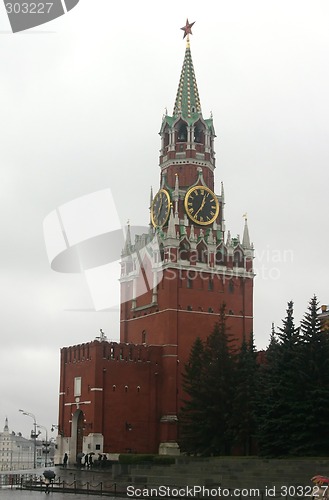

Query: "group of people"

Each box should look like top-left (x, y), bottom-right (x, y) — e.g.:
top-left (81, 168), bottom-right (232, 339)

top-left (83, 453), bottom-right (94, 467)
top-left (63, 451), bottom-right (109, 468)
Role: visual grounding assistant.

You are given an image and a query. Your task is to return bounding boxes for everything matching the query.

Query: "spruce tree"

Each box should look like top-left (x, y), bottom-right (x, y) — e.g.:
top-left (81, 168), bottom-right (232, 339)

top-left (180, 304), bottom-right (235, 455)
top-left (201, 304), bottom-right (235, 455)
top-left (256, 325), bottom-right (285, 456)
top-left (256, 303), bottom-right (302, 456)
top-left (180, 337), bottom-right (206, 453)
top-left (293, 295), bottom-right (329, 455)
top-left (232, 332), bottom-right (258, 455)
top-left (275, 301), bottom-right (303, 455)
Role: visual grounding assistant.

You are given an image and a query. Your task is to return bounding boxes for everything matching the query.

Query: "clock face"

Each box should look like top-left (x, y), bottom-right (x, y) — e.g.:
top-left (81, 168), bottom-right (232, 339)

top-left (184, 185), bottom-right (219, 225)
top-left (151, 189), bottom-right (170, 228)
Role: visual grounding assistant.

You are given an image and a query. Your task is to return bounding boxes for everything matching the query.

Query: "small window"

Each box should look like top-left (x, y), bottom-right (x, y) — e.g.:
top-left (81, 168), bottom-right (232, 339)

top-left (208, 278), bottom-right (214, 291)
top-left (96, 444), bottom-right (100, 450)
top-left (74, 377), bottom-right (81, 397)
top-left (187, 278), bottom-right (193, 289)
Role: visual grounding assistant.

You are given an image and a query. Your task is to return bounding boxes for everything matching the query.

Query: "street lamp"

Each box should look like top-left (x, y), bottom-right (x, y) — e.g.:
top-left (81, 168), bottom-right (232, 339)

top-left (19, 409), bottom-right (40, 469)
top-left (37, 424), bottom-right (49, 467)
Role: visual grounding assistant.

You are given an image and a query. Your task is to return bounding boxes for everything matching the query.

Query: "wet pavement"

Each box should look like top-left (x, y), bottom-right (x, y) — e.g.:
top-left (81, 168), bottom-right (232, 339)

top-left (0, 466), bottom-right (119, 498)
top-left (0, 491), bottom-right (111, 499)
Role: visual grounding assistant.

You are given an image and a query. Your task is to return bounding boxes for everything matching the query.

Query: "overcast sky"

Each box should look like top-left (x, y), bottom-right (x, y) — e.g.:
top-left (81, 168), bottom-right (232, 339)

top-left (1, 0), bottom-right (329, 440)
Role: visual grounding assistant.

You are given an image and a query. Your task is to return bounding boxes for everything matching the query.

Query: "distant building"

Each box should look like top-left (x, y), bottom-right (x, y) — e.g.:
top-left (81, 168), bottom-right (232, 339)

top-left (0, 418), bottom-right (35, 470)
top-left (319, 305), bottom-right (329, 329)
top-left (0, 418), bottom-right (55, 470)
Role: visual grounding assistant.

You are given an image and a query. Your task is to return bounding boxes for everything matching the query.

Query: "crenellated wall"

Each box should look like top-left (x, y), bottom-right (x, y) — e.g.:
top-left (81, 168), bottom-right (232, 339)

top-left (58, 340), bottom-right (164, 462)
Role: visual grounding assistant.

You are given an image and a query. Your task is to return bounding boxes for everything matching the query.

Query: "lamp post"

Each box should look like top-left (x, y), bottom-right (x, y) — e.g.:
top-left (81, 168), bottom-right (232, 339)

top-left (19, 409), bottom-right (40, 469)
top-left (37, 424), bottom-right (49, 467)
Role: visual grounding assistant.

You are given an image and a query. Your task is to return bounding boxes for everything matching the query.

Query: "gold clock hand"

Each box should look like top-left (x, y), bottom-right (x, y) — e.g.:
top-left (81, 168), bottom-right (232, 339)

top-left (158, 196), bottom-right (163, 215)
top-left (194, 195), bottom-right (206, 217)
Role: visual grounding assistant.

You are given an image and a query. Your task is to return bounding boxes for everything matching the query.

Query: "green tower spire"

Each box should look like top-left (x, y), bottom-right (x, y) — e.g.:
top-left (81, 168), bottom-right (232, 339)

top-left (172, 20), bottom-right (202, 123)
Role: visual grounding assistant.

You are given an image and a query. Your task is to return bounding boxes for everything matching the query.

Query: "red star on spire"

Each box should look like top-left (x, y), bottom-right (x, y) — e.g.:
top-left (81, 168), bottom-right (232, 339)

top-left (181, 19), bottom-right (195, 39)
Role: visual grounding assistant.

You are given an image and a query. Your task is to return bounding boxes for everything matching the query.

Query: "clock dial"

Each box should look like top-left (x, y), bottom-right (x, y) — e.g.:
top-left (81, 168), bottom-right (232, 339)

top-left (184, 185), bottom-right (219, 225)
top-left (151, 189), bottom-right (170, 228)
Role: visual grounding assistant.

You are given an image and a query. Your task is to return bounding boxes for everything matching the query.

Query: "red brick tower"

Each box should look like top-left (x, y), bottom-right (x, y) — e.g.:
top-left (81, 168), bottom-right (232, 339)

top-left (56, 23), bottom-right (255, 463)
top-left (120, 23), bottom-right (254, 454)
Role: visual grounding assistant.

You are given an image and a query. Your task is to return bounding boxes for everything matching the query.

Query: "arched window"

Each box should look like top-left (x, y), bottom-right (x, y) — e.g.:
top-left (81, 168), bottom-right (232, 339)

top-left (142, 330), bottom-right (146, 344)
top-left (179, 239), bottom-right (190, 261)
top-left (193, 120), bottom-right (205, 144)
top-left (177, 123), bottom-right (187, 142)
top-left (234, 248), bottom-right (244, 268)
top-left (194, 126), bottom-right (204, 144)
top-left (216, 245), bottom-right (227, 266)
top-left (164, 131), bottom-right (170, 148)
top-left (197, 241), bottom-right (208, 264)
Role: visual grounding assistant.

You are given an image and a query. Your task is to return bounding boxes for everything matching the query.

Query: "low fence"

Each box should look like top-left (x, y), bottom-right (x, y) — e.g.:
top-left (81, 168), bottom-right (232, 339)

top-left (0, 473), bottom-right (120, 496)
top-left (0, 473), bottom-right (325, 499)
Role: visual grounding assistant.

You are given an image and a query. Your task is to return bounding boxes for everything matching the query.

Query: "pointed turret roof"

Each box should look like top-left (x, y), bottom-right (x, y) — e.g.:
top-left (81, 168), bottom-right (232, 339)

top-left (166, 208), bottom-right (176, 239)
top-left (4, 417), bottom-right (9, 432)
top-left (160, 22), bottom-right (215, 133)
top-left (242, 217), bottom-right (251, 249)
top-left (122, 222), bottom-right (132, 256)
top-left (173, 36), bottom-right (201, 122)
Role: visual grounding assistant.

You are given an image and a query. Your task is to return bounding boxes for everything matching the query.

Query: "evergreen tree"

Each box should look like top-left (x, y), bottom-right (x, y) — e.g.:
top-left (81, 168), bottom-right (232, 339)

top-left (293, 295), bottom-right (329, 455)
top-left (256, 303), bottom-right (302, 456)
top-left (275, 301), bottom-right (303, 455)
top-left (277, 300), bottom-right (301, 347)
top-left (179, 304), bottom-right (235, 455)
top-left (201, 305), bottom-right (235, 455)
top-left (256, 324), bottom-right (285, 456)
top-left (180, 337), bottom-right (206, 453)
top-left (232, 332), bottom-right (258, 455)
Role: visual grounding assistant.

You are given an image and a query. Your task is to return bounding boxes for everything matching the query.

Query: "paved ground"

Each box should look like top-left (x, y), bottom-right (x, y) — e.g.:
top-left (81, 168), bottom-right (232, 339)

top-left (0, 491), bottom-right (108, 499)
top-left (0, 466), bottom-right (118, 497)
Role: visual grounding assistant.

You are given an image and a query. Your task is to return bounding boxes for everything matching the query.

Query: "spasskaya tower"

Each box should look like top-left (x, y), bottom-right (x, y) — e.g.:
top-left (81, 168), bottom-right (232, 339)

top-left (120, 20), bottom-right (254, 454)
top-left (56, 21), bottom-right (255, 462)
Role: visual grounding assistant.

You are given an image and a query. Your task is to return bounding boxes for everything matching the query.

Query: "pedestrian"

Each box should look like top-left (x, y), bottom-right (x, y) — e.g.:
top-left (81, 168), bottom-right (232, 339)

top-left (84, 454), bottom-right (89, 468)
top-left (89, 454), bottom-right (93, 468)
top-left (44, 477), bottom-right (50, 494)
top-left (63, 453), bottom-right (68, 468)
top-left (43, 473), bottom-right (55, 495)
